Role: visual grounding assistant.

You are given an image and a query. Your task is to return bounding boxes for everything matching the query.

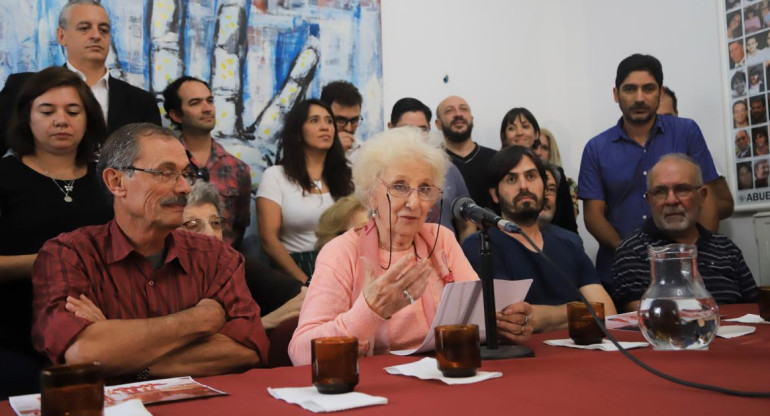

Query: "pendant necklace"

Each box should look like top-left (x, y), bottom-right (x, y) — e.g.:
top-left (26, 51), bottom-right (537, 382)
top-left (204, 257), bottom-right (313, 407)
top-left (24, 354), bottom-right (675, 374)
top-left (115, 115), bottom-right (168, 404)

top-left (39, 166), bottom-right (76, 203)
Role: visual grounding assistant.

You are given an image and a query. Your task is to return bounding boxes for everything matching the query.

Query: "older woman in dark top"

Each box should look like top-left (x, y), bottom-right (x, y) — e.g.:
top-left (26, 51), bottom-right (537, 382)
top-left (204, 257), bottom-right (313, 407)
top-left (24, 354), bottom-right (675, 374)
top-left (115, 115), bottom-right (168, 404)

top-left (0, 66), bottom-right (113, 397)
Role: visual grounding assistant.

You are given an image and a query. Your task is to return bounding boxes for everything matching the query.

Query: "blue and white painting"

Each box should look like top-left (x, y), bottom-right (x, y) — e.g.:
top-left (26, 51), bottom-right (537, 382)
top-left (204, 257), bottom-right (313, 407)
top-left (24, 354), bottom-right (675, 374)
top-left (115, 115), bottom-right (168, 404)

top-left (0, 0), bottom-right (383, 186)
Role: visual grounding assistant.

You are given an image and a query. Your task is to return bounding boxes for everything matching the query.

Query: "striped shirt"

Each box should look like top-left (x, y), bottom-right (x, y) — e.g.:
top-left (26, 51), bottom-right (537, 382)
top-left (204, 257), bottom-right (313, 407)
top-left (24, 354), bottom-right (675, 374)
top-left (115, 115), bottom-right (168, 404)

top-left (611, 219), bottom-right (758, 306)
top-left (31, 220), bottom-right (268, 365)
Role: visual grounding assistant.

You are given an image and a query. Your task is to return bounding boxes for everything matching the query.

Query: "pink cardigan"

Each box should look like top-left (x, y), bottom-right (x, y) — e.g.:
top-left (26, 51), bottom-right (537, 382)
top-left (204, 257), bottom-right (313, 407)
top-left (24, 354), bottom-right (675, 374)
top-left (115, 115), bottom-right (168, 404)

top-left (288, 222), bottom-right (478, 365)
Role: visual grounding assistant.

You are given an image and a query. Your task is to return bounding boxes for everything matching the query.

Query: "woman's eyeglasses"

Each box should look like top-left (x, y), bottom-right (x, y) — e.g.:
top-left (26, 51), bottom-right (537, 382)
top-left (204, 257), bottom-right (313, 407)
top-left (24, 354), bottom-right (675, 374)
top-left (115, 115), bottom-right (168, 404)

top-left (182, 216), bottom-right (226, 233)
top-left (377, 178), bottom-right (442, 201)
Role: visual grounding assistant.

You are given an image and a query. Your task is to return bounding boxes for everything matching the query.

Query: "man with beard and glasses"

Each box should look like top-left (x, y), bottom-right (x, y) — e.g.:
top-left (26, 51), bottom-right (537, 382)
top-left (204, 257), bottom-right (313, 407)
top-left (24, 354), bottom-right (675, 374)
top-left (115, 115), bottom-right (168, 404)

top-left (462, 146), bottom-right (615, 333)
top-left (578, 54), bottom-right (725, 288)
top-left (30, 123), bottom-right (268, 380)
top-left (611, 154), bottom-right (757, 312)
top-left (436, 95), bottom-right (497, 209)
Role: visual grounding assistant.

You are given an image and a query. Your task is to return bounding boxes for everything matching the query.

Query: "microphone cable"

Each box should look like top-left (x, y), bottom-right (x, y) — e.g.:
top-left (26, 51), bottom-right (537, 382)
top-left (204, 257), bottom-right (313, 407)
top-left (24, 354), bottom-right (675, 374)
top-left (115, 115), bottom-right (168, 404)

top-left (512, 229), bottom-right (770, 398)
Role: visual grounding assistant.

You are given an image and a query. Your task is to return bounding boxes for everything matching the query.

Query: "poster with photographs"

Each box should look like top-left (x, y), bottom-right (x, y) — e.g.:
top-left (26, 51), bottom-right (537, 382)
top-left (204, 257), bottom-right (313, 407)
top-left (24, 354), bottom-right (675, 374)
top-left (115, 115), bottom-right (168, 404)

top-left (725, 0), bottom-right (770, 208)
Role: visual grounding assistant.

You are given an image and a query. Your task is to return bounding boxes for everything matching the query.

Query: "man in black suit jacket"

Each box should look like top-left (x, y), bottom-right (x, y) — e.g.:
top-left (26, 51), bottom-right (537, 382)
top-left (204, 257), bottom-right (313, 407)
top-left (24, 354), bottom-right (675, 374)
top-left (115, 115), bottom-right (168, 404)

top-left (0, 0), bottom-right (160, 155)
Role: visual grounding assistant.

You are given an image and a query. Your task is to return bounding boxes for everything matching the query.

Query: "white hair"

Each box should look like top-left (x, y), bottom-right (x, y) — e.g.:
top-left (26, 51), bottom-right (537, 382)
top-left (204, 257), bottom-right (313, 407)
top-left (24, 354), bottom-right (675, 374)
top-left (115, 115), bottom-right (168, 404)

top-left (353, 127), bottom-right (450, 206)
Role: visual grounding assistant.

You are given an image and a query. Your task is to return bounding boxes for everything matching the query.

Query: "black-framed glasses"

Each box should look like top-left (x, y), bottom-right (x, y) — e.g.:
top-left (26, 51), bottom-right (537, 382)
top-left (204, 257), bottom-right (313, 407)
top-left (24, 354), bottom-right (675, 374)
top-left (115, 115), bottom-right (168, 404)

top-left (646, 184), bottom-right (701, 200)
top-left (120, 166), bottom-right (197, 185)
top-left (334, 115), bottom-right (363, 128)
top-left (377, 177), bottom-right (442, 201)
top-left (182, 216), bottom-right (225, 233)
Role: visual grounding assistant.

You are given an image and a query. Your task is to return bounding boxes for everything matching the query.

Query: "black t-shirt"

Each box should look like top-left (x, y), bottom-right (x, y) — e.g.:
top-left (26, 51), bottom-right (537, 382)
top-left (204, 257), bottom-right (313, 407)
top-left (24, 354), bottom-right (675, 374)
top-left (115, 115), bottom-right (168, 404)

top-left (551, 166), bottom-right (578, 233)
top-left (244, 256), bottom-right (303, 317)
top-left (446, 143), bottom-right (497, 209)
top-left (0, 156), bottom-right (113, 350)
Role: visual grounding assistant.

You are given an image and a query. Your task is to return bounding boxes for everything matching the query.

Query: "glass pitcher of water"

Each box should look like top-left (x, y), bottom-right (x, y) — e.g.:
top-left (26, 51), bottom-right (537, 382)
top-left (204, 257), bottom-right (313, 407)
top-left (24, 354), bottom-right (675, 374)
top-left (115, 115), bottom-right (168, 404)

top-left (638, 244), bottom-right (719, 350)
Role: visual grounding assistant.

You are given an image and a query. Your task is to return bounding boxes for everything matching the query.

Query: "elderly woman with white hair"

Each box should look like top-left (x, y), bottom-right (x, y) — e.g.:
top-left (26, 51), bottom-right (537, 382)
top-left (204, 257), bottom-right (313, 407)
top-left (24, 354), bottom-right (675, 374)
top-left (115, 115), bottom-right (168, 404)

top-left (288, 127), bottom-right (533, 365)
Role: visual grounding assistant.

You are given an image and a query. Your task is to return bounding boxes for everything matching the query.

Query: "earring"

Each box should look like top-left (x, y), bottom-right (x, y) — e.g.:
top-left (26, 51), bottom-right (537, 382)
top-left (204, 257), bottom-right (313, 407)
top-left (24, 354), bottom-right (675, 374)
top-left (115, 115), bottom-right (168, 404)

top-left (370, 207), bottom-right (378, 218)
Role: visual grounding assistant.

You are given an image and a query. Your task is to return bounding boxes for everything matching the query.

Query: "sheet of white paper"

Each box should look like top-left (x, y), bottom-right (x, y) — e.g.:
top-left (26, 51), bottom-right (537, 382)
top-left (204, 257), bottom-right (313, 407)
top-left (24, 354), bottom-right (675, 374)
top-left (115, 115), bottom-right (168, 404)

top-left (544, 339), bottom-right (649, 351)
top-left (723, 314), bottom-right (769, 324)
top-left (716, 325), bottom-right (756, 338)
top-left (391, 279), bottom-right (532, 355)
top-left (106, 399), bottom-right (153, 416)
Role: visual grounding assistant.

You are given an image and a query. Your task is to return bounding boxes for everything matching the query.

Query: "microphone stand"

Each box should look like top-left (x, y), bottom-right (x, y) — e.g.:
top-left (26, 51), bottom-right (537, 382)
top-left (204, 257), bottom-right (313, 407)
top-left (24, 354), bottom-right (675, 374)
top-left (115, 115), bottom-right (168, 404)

top-left (478, 225), bottom-right (534, 359)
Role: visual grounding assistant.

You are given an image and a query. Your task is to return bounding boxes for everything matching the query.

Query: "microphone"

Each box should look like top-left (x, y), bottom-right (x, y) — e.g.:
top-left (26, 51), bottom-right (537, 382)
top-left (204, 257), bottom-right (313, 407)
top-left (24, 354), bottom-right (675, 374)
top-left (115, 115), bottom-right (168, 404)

top-left (451, 197), bottom-right (521, 233)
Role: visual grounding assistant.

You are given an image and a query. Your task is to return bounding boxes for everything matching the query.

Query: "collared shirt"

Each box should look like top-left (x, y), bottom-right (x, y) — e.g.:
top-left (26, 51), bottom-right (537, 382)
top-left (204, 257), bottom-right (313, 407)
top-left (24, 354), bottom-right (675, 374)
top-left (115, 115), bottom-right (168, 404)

top-left (66, 61), bottom-right (110, 122)
top-left (577, 115), bottom-right (719, 283)
top-left (461, 227), bottom-right (601, 306)
top-left (611, 218), bottom-right (758, 306)
top-left (185, 138), bottom-right (252, 246)
top-left (31, 220), bottom-right (268, 365)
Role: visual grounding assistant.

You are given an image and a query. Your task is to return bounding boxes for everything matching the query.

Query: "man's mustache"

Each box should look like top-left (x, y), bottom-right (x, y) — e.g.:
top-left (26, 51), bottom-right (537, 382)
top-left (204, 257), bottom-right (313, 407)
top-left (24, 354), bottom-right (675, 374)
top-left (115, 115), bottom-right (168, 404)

top-left (160, 195), bottom-right (188, 207)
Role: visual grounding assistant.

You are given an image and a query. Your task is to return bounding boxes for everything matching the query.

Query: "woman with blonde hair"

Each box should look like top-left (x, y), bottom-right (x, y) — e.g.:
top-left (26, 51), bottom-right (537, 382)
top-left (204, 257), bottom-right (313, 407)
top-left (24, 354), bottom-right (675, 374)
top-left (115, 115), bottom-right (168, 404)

top-left (536, 128), bottom-right (578, 217)
top-left (314, 195), bottom-right (368, 251)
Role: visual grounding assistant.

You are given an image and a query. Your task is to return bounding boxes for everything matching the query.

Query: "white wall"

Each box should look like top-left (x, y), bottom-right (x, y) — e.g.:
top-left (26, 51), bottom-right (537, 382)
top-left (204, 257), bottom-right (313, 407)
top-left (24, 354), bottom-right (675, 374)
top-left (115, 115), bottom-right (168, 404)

top-left (381, 0), bottom-right (764, 282)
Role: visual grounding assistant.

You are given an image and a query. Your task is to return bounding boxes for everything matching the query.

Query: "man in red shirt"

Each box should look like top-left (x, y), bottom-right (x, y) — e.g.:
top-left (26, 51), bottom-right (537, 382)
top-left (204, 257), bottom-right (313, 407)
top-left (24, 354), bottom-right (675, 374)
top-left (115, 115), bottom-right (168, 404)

top-left (162, 76), bottom-right (252, 248)
top-left (31, 123), bottom-right (268, 380)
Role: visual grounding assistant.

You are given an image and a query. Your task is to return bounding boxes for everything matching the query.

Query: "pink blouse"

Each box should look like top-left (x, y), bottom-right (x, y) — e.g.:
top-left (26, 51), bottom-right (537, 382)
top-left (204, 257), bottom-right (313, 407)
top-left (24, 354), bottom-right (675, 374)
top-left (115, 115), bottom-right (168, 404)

top-left (288, 222), bottom-right (478, 365)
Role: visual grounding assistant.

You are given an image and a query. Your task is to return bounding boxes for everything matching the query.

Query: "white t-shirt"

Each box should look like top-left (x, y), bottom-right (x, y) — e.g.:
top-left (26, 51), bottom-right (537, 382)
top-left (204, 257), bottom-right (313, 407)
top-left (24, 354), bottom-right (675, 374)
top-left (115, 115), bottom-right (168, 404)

top-left (256, 165), bottom-right (334, 253)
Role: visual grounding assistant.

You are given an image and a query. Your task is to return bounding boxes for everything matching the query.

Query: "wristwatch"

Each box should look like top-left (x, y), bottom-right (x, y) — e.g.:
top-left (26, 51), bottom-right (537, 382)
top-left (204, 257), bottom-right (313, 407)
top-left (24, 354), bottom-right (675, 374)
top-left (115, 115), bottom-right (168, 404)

top-left (136, 367), bottom-right (151, 381)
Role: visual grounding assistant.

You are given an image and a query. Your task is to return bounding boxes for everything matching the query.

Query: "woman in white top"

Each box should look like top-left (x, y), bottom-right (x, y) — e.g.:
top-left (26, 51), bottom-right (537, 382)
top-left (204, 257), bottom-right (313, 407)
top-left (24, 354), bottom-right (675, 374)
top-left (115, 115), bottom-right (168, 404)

top-left (257, 99), bottom-right (353, 284)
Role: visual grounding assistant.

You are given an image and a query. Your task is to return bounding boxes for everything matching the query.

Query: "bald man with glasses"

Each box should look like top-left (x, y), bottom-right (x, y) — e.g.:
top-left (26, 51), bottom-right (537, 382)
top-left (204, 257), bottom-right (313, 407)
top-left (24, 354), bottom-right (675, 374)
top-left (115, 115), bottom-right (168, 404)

top-left (610, 154), bottom-right (757, 312)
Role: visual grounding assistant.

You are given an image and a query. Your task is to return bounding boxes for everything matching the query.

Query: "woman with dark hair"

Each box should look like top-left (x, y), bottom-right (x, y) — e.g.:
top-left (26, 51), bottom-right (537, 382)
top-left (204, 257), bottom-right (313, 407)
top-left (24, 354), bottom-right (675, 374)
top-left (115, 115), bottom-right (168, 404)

top-left (499, 107), bottom-right (540, 148)
top-left (0, 66), bottom-right (113, 397)
top-left (257, 99), bottom-right (353, 284)
top-left (499, 108), bottom-right (578, 233)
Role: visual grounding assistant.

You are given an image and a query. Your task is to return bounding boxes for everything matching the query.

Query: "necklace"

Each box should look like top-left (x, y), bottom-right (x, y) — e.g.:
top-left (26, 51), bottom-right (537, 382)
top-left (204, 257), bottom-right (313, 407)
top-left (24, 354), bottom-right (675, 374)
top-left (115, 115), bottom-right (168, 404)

top-left (39, 167), bottom-right (76, 203)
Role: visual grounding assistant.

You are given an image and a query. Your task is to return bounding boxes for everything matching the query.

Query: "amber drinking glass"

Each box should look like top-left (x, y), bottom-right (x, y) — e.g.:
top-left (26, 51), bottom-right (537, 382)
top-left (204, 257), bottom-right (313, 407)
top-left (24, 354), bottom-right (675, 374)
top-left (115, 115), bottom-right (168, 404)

top-left (434, 324), bottom-right (481, 377)
top-left (311, 337), bottom-right (358, 394)
top-left (759, 286), bottom-right (770, 321)
top-left (41, 362), bottom-right (104, 416)
top-left (567, 301), bottom-right (605, 345)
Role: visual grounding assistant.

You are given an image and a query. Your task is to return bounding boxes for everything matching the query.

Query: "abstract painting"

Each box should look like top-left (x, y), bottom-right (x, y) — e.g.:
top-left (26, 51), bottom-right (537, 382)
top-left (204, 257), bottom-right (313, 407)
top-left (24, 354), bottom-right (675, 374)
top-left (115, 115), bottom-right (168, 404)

top-left (0, 0), bottom-right (383, 186)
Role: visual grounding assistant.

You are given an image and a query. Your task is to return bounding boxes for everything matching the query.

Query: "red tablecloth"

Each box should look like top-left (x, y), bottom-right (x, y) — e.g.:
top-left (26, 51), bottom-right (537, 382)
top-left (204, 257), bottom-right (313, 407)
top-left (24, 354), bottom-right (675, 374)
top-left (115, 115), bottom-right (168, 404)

top-left (4, 304), bottom-right (769, 415)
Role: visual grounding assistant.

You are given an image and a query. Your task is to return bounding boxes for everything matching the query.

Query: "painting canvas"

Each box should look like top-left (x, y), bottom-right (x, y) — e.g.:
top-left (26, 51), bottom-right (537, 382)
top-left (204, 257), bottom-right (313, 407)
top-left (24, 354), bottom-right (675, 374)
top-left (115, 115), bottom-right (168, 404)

top-left (0, 0), bottom-right (383, 187)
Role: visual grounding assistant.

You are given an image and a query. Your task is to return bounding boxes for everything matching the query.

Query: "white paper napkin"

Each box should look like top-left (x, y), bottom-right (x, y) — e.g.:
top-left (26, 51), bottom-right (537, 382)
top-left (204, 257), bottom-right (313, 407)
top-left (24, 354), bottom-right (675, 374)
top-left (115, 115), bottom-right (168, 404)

top-left (267, 386), bottom-right (387, 413)
top-left (106, 399), bottom-right (153, 416)
top-left (384, 357), bottom-right (502, 385)
top-left (716, 325), bottom-right (756, 338)
top-left (723, 314), bottom-right (769, 324)
top-left (544, 339), bottom-right (649, 351)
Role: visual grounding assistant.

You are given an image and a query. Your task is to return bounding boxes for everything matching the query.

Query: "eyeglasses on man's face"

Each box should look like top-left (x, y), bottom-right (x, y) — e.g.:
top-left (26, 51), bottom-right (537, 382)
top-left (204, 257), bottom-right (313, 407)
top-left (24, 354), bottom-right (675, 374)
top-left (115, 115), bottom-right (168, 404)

top-left (120, 166), bottom-right (199, 185)
top-left (334, 115), bottom-right (363, 129)
top-left (646, 183), bottom-right (701, 200)
top-left (377, 178), bottom-right (442, 202)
